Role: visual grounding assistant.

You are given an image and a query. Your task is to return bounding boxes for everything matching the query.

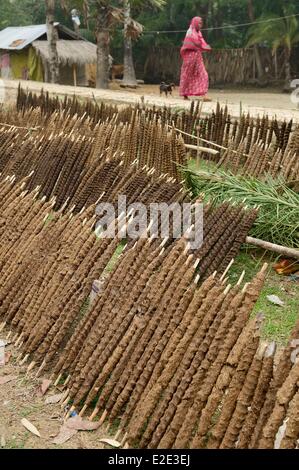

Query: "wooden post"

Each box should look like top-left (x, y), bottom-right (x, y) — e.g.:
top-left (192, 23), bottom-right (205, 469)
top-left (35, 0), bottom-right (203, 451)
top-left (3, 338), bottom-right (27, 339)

top-left (246, 237), bottom-right (299, 260)
top-left (196, 126), bottom-right (200, 168)
top-left (73, 64), bottom-right (77, 87)
top-left (274, 50), bottom-right (278, 80)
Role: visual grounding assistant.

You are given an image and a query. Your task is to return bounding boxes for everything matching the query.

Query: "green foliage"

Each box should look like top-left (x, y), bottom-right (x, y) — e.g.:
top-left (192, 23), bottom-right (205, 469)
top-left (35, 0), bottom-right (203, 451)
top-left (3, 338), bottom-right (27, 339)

top-left (1, 0), bottom-right (298, 52)
top-left (247, 13), bottom-right (299, 53)
top-left (184, 166), bottom-right (299, 248)
top-left (229, 250), bottom-right (299, 345)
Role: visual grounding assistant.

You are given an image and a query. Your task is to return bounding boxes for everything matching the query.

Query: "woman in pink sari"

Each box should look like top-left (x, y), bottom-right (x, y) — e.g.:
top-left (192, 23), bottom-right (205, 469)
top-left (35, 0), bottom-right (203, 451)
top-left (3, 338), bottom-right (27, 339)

top-left (179, 17), bottom-right (211, 100)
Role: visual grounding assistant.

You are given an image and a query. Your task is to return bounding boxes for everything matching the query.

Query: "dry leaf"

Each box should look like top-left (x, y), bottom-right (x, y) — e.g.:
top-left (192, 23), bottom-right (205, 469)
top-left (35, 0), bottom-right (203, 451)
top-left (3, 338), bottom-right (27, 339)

top-left (21, 418), bottom-right (41, 437)
top-left (5, 352), bottom-right (11, 364)
top-left (99, 438), bottom-right (121, 448)
top-left (53, 425), bottom-right (77, 445)
top-left (266, 295), bottom-right (284, 306)
top-left (45, 393), bottom-right (64, 404)
top-left (65, 415), bottom-right (100, 431)
top-left (274, 418), bottom-right (288, 449)
top-left (41, 379), bottom-right (51, 395)
top-left (0, 375), bottom-right (17, 385)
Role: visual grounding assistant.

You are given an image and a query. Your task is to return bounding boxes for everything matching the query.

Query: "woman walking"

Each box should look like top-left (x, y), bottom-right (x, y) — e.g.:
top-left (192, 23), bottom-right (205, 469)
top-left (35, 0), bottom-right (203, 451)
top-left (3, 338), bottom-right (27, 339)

top-left (179, 17), bottom-right (211, 100)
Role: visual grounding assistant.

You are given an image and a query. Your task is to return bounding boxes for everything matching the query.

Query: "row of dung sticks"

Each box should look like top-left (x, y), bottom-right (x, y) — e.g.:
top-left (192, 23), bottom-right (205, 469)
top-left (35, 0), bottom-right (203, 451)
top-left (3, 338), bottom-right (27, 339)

top-left (0, 106), bottom-right (187, 211)
top-left (15, 86), bottom-right (298, 183)
top-left (0, 173), bottom-right (298, 449)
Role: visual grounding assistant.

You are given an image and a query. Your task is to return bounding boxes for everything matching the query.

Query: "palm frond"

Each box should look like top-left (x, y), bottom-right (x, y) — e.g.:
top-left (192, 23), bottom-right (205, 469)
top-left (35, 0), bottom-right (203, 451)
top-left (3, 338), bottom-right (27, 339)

top-left (124, 17), bottom-right (144, 39)
top-left (183, 168), bottom-right (299, 248)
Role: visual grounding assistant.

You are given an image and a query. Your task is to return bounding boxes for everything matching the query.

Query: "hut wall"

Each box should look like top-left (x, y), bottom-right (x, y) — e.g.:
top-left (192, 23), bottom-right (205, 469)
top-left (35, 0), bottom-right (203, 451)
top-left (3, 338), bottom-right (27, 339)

top-left (0, 52), bottom-right (12, 79)
top-left (8, 50), bottom-right (29, 80)
top-left (59, 63), bottom-right (88, 86)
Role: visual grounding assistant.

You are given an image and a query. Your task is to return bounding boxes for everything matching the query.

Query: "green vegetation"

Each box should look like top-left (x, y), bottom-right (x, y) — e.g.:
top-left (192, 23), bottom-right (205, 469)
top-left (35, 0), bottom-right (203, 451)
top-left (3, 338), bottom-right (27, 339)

top-left (229, 250), bottom-right (298, 344)
top-left (185, 158), bottom-right (298, 345)
top-left (2, 1), bottom-right (298, 71)
top-left (184, 165), bottom-right (299, 248)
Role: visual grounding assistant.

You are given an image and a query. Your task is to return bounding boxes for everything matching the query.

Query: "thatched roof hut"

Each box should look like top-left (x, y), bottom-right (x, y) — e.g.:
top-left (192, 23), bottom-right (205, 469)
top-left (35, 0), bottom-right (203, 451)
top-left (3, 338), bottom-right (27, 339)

top-left (32, 39), bottom-right (96, 67)
top-left (0, 23), bottom-right (96, 86)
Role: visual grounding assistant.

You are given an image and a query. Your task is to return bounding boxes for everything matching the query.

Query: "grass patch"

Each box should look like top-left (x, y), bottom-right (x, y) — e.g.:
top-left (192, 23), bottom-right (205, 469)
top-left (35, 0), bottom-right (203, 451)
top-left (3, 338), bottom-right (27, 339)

top-left (229, 249), bottom-right (299, 345)
top-left (104, 241), bottom-right (127, 274)
top-left (5, 436), bottom-right (27, 449)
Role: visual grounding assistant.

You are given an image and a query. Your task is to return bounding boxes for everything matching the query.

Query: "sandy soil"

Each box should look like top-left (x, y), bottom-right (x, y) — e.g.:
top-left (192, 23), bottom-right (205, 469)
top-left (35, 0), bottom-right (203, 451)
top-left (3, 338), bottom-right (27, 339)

top-left (2, 79), bottom-right (299, 122)
top-left (0, 330), bottom-right (109, 449)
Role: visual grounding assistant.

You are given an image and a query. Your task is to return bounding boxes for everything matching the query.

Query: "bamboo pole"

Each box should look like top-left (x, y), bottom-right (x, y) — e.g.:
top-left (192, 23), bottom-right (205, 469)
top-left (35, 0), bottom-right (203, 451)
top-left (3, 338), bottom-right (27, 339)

top-left (196, 127), bottom-right (200, 168)
top-left (246, 236), bottom-right (299, 260)
top-left (172, 125), bottom-right (249, 157)
top-left (73, 65), bottom-right (77, 87)
top-left (184, 143), bottom-right (219, 156)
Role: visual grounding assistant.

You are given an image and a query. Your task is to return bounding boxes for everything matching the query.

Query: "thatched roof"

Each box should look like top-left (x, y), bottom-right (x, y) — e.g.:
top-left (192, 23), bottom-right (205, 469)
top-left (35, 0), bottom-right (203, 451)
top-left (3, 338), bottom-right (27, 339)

top-left (32, 40), bottom-right (97, 66)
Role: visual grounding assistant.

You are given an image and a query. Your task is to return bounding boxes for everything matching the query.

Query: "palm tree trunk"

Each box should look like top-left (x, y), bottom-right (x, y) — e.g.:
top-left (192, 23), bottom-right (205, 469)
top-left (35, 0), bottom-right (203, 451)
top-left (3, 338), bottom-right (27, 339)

top-left (45, 0), bottom-right (59, 83)
top-left (122, 0), bottom-right (137, 88)
top-left (283, 47), bottom-right (292, 91)
top-left (96, 11), bottom-right (110, 89)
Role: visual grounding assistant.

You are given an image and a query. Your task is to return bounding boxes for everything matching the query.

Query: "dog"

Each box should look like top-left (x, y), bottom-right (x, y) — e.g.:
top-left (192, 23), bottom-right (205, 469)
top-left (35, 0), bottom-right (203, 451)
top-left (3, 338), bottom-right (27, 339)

top-left (111, 64), bottom-right (124, 81)
top-left (159, 82), bottom-right (176, 97)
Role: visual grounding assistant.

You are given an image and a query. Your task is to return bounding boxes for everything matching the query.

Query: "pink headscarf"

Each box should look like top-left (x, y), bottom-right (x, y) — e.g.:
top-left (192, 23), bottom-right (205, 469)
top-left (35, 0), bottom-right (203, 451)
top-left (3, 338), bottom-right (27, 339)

top-left (180, 16), bottom-right (211, 58)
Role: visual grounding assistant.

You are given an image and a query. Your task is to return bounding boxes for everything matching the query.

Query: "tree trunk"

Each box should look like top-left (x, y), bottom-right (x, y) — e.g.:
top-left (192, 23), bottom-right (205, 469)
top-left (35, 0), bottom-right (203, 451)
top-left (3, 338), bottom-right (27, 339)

top-left (45, 0), bottom-right (59, 84)
top-left (73, 21), bottom-right (80, 34)
top-left (122, 1), bottom-right (137, 88)
top-left (247, 0), bottom-right (265, 84)
top-left (96, 12), bottom-right (110, 89)
top-left (283, 47), bottom-right (292, 91)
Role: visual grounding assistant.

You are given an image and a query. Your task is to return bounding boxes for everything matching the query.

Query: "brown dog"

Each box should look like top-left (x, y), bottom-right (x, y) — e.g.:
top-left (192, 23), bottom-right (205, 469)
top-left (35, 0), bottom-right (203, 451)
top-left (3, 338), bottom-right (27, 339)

top-left (111, 65), bottom-right (124, 81)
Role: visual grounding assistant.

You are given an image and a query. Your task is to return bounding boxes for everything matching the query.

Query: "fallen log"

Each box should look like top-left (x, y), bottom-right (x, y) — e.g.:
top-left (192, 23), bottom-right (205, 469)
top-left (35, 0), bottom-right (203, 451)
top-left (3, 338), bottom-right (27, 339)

top-left (246, 236), bottom-right (299, 260)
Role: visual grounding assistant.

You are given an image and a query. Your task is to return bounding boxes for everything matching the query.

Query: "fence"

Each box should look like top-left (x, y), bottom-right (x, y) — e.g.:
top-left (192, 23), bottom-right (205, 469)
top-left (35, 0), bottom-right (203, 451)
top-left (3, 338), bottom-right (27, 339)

top-left (143, 46), bottom-right (299, 86)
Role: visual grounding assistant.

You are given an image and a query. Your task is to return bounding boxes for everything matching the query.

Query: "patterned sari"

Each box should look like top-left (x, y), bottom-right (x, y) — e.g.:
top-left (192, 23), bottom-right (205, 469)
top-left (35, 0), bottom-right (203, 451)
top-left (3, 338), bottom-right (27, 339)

top-left (179, 17), bottom-right (211, 97)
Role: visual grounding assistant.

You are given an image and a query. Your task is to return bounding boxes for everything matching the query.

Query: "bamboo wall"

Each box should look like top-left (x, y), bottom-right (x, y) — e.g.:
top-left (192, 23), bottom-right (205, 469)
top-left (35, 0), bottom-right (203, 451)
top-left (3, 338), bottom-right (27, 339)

top-left (143, 46), bottom-right (299, 85)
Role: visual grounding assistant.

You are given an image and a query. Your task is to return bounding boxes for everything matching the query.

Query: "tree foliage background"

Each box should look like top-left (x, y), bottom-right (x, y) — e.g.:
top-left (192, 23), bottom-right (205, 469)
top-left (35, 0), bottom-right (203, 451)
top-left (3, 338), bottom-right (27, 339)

top-left (1, 0), bottom-right (298, 70)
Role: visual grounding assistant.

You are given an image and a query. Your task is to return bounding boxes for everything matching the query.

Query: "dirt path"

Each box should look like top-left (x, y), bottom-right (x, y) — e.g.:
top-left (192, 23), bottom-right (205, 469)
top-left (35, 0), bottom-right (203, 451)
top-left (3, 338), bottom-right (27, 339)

top-left (0, 329), bottom-right (109, 449)
top-left (2, 79), bottom-right (299, 122)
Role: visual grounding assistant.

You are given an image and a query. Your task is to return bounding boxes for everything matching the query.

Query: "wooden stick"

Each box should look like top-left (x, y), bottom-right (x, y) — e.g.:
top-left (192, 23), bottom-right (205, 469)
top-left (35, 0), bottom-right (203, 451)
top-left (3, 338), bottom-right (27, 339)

top-left (114, 429), bottom-right (122, 441)
top-left (64, 375), bottom-right (71, 387)
top-left (12, 333), bottom-right (18, 343)
top-left (73, 65), bottom-right (77, 87)
top-left (98, 409), bottom-right (108, 425)
top-left (171, 126), bottom-right (249, 157)
top-left (27, 361), bottom-right (36, 373)
top-left (121, 433), bottom-right (128, 447)
top-left (79, 404), bottom-right (87, 417)
top-left (20, 354), bottom-right (29, 365)
top-left (54, 373), bottom-right (62, 387)
top-left (89, 406), bottom-right (100, 422)
top-left (0, 122), bottom-right (40, 131)
top-left (185, 143), bottom-right (219, 156)
top-left (246, 237), bottom-right (299, 260)
top-left (220, 258), bottom-right (234, 282)
top-left (15, 333), bottom-right (24, 346)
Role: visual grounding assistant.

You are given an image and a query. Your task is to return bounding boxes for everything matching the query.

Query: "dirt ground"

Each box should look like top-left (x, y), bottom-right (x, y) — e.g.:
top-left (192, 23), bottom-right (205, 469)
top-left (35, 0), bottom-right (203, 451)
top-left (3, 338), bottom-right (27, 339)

top-left (2, 79), bottom-right (299, 122)
top-left (0, 329), bottom-right (109, 449)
